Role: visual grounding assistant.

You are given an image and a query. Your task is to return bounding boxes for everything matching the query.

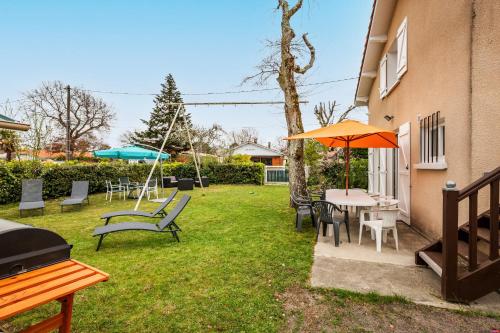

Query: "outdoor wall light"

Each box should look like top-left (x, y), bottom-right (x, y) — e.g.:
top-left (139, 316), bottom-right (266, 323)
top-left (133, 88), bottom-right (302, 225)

top-left (384, 115), bottom-right (394, 121)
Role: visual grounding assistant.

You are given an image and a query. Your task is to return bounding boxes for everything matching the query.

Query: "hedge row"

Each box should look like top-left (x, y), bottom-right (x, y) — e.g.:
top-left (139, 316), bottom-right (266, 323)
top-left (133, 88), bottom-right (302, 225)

top-left (0, 161), bottom-right (264, 204)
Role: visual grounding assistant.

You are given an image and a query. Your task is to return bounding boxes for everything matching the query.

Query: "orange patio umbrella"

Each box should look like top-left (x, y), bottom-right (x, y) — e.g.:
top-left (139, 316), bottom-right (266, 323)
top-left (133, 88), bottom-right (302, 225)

top-left (286, 120), bottom-right (398, 195)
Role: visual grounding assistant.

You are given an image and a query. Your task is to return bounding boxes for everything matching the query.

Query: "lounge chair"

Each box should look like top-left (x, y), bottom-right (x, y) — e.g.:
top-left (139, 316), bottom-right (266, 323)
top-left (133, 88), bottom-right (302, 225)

top-left (93, 194), bottom-right (190, 251)
top-left (100, 189), bottom-right (178, 225)
top-left (60, 181), bottom-right (89, 212)
top-left (19, 179), bottom-right (45, 217)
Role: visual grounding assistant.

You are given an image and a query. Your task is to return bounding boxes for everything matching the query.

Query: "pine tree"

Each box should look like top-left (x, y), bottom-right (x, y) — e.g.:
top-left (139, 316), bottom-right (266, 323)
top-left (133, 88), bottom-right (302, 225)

top-left (132, 74), bottom-right (191, 154)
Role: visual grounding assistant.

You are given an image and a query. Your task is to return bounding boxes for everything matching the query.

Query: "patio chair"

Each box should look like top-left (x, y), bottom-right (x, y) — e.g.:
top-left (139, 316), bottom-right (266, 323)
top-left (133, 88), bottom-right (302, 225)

top-left (93, 194), bottom-right (191, 251)
top-left (313, 200), bottom-right (350, 247)
top-left (178, 178), bottom-right (194, 191)
top-left (194, 176), bottom-right (209, 188)
top-left (100, 189), bottom-right (178, 225)
top-left (119, 176), bottom-right (138, 197)
top-left (19, 179), bottom-right (45, 217)
top-left (105, 180), bottom-right (125, 201)
top-left (358, 208), bottom-right (399, 252)
top-left (60, 181), bottom-right (89, 212)
top-left (290, 193), bottom-right (316, 231)
top-left (145, 178), bottom-right (159, 200)
top-left (163, 176), bottom-right (178, 188)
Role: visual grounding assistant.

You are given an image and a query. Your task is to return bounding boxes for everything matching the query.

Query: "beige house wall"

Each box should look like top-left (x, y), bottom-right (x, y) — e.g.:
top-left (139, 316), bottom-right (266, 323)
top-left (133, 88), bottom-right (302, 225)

top-left (367, 0), bottom-right (474, 238)
top-left (470, 0), bottom-right (500, 214)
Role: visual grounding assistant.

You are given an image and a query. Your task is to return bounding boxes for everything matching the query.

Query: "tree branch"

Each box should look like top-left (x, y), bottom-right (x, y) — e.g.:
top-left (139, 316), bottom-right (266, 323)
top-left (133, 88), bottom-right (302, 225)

top-left (294, 33), bottom-right (315, 74)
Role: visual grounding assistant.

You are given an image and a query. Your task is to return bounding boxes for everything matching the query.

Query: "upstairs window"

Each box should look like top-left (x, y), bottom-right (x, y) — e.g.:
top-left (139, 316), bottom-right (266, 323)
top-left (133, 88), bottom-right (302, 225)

top-left (419, 111), bottom-right (445, 166)
top-left (380, 17), bottom-right (408, 98)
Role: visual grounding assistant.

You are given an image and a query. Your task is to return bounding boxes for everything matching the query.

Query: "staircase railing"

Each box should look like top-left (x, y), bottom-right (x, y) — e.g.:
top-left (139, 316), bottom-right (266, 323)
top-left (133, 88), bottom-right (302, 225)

top-left (441, 166), bottom-right (499, 302)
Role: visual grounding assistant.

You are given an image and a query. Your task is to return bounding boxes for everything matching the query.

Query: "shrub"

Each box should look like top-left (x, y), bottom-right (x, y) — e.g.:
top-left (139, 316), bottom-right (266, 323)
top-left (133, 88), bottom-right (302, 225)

top-left (322, 158), bottom-right (368, 190)
top-left (224, 154), bottom-right (252, 164)
top-left (0, 160), bottom-right (264, 204)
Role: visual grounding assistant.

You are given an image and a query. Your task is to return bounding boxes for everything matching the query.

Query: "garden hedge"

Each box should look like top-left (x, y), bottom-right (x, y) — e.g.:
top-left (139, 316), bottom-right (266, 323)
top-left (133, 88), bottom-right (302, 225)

top-left (0, 160), bottom-right (264, 204)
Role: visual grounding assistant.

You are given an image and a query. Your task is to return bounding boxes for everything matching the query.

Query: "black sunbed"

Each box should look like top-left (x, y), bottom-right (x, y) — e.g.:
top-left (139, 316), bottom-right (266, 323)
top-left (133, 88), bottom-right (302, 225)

top-left (92, 194), bottom-right (190, 251)
top-left (100, 189), bottom-right (178, 225)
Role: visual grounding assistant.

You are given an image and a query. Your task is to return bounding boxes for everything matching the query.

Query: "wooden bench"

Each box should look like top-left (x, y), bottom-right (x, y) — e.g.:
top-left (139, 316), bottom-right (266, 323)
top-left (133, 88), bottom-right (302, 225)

top-left (0, 260), bottom-right (109, 333)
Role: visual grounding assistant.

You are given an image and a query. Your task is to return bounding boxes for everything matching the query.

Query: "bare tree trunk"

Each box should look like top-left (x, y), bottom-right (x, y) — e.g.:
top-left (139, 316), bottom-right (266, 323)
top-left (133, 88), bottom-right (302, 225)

top-left (277, 0), bottom-right (315, 198)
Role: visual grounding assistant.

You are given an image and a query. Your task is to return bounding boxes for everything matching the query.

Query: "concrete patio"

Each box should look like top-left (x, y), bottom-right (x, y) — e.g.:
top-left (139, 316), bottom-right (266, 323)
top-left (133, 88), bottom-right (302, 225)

top-left (311, 216), bottom-right (500, 313)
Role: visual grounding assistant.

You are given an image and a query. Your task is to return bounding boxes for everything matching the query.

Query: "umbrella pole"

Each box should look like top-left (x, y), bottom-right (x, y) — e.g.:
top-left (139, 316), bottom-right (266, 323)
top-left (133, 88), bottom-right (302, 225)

top-left (345, 141), bottom-right (350, 196)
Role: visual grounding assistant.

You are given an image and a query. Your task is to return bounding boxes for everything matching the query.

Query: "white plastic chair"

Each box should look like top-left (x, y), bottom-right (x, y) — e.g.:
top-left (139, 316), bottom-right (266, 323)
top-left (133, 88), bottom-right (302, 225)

top-left (146, 178), bottom-right (159, 200)
top-left (358, 208), bottom-right (399, 252)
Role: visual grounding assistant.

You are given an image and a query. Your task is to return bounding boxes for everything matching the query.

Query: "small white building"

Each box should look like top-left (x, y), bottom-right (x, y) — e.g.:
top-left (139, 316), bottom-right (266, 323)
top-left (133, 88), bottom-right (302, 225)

top-left (231, 143), bottom-right (284, 166)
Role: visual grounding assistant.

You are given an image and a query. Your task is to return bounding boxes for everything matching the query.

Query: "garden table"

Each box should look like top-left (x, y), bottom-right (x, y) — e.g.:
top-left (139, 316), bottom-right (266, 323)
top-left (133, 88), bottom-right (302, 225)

top-left (325, 189), bottom-right (378, 208)
top-left (0, 260), bottom-right (108, 333)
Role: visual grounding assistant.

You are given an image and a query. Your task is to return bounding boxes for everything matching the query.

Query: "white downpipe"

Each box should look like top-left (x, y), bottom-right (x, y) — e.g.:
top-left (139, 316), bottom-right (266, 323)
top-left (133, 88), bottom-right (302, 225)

top-left (134, 104), bottom-right (183, 211)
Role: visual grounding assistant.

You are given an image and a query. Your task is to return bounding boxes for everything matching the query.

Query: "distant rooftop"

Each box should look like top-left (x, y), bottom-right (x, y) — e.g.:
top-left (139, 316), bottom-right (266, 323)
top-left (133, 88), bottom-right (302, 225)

top-left (0, 113), bottom-right (30, 131)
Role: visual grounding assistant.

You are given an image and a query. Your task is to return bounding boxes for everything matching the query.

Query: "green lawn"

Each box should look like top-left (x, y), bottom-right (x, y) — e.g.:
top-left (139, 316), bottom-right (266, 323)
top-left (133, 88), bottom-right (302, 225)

top-left (1, 185), bottom-right (316, 332)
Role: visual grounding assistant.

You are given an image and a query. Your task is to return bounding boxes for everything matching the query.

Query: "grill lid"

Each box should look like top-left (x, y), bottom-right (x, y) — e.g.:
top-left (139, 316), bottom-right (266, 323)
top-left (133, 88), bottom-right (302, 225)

top-left (0, 219), bottom-right (72, 279)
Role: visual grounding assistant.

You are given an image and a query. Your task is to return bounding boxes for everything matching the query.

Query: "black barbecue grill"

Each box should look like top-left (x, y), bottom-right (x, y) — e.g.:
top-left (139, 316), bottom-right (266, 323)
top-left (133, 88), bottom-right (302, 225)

top-left (0, 219), bottom-right (72, 279)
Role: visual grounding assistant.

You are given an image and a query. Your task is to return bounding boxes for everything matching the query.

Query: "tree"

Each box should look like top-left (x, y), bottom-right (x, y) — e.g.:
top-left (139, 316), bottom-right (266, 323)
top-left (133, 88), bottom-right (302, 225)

top-left (314, 101), bottom-right (356, 127)
top-left (19, 103), bottom-right (53, 160)
top-left (0, 100), bottom-right (21, 161)
top-left (190, 124), bottom-right (225, 155)
top-left (227, 127), bottom-right (259, 148)
top-left (246, 0), bottom-right (315, 198)
top-left (132, 74), bottom-right (191, 154)
top-left (23, 81), bottom-right (115, 158)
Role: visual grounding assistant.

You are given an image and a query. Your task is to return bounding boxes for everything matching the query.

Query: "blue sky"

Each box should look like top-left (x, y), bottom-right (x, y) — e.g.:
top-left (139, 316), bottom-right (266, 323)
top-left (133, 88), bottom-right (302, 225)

top-left (0, 1), bottom-right (372, 147)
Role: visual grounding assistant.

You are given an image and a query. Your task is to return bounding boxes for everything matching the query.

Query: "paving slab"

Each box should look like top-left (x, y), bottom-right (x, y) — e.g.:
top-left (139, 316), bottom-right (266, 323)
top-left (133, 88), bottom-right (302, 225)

top-left (312, 220), bottom-right (500, 314)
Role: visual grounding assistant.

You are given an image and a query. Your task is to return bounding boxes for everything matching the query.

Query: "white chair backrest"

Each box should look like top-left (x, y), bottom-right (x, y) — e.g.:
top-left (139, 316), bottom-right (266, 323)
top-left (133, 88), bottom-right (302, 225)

top-left (379, 209), bottom-right (398, 228)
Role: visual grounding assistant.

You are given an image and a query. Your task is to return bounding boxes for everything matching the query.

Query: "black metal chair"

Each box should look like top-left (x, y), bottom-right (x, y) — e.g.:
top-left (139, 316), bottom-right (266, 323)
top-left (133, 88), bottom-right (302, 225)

top-left (290, 193), bottom-right (316, 231)
top-left (313, 200), bottom-right (350, 247)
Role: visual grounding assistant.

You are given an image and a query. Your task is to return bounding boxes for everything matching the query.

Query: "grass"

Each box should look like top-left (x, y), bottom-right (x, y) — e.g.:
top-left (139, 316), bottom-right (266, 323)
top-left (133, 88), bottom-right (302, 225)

top-left (1, 185), bottom-right (316, 332)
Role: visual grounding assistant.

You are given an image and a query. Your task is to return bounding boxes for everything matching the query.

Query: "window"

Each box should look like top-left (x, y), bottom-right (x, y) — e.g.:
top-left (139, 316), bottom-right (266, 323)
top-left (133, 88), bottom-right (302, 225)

top-left (417, 111), bottom-right (446, 169)
top-left (380, 17), bottom-right (408, 98)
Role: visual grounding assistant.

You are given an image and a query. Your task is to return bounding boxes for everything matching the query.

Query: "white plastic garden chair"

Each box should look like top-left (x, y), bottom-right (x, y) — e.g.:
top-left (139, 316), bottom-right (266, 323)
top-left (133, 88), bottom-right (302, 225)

top-left (358, 208), bottom-right (399, 252)
top-left (146, 178), bottom-right (159, 200)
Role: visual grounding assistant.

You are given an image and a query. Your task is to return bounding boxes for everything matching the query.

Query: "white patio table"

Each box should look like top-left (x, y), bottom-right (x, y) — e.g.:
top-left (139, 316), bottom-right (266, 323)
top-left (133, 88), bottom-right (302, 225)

top-left (325, 189), bottom-right (378, 209)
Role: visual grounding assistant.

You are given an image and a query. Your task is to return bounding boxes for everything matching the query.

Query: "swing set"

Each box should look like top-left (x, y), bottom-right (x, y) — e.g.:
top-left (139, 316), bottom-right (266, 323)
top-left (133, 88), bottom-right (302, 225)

top-left (133, 100), bottom-right (308, 211)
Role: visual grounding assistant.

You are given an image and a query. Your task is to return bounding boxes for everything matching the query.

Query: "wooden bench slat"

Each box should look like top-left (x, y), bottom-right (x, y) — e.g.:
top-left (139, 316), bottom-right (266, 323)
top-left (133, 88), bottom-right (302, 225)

top-left (0, 265), bottom-right (85, 296)
top-left (0, 269), bottom-right (96, 307)
top-left (0, 261), bottom-right (76, 288)
top-left (0, 273), bottom-right (107, 320)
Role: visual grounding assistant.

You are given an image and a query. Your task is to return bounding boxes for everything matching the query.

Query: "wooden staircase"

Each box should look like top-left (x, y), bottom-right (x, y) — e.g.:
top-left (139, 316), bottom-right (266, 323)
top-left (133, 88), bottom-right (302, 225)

top-left (415, 167), bottom-right (500, 303)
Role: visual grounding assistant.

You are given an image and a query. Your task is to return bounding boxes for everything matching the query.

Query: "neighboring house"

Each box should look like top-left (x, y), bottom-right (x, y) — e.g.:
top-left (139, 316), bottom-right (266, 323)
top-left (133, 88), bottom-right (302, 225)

top-left (355, 0), bottom-right (500, 238)
top-left (0, 113), bottom-right (29, 131)
top-left (231, 143), bottom-right (284, 166)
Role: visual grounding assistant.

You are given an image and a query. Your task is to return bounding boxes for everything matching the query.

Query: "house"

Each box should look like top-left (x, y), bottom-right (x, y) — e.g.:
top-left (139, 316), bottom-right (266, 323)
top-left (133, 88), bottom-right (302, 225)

top-left (0, 114), bottom-right (29, 131)
top-left (231, 142), bottom-right (284, 166)
top-left (354, 0), bottom-right (500, 301)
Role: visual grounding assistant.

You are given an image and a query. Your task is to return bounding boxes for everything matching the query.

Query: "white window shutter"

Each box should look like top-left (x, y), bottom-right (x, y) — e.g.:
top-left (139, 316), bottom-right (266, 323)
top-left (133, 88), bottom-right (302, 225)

top-left (379, 55), bottom-right (388, 98)
top-left (396, 17), bottom-right (408, 78)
